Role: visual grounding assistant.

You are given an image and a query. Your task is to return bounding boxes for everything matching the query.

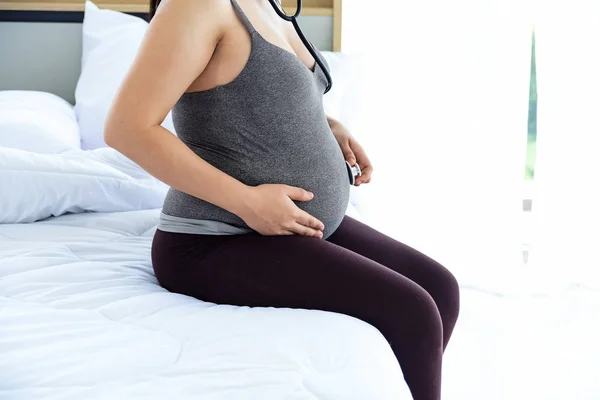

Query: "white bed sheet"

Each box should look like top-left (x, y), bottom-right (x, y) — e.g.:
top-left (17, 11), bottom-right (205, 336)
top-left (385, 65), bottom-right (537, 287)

top-left (0, 209), bottom-right (409, 400)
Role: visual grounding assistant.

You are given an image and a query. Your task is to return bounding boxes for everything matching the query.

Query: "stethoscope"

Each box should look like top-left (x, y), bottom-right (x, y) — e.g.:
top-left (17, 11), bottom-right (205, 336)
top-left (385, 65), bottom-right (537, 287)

top-left (267, 0), bottom-right (333, 94)
top-left (268, 0), bottom-right (362, 185)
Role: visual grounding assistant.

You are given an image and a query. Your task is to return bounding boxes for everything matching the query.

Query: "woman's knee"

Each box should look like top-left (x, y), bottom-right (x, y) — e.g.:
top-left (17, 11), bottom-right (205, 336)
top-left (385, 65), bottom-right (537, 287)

top-left (413, 258), bottom-right (460, 325)
top-left (434, 264), bottom-right (460, 324)
top-left (411, 285), bottom-right (445, 340)
top-left (381, 282), bottom-right (444, 348)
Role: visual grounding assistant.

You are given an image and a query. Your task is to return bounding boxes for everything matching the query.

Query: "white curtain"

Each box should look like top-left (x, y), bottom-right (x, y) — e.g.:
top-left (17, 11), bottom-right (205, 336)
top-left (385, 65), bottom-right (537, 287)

top-left (528, 1), bottom-right (600, 292)
top-left (341, 0), bottom-right (531, 291)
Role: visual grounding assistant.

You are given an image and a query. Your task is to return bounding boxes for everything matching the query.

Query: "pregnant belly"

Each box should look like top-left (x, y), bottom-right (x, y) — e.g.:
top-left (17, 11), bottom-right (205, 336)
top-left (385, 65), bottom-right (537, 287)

top-left (234, 146), bottom-right (350, 238)
top-left (165, 138), bottom-right (351, 238)
top-left (278, 157), bottom-right (350, 239)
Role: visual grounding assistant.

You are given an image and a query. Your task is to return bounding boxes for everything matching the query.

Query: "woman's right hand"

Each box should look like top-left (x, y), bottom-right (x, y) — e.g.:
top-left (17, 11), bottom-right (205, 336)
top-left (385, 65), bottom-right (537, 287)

top-left (239, 184), bottom-right (325, 238)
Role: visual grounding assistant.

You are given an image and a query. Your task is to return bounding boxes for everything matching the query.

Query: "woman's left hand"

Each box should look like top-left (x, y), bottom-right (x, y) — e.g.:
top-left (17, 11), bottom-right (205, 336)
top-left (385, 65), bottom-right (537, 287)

top-left (329, 120), bottom-right (373, 186)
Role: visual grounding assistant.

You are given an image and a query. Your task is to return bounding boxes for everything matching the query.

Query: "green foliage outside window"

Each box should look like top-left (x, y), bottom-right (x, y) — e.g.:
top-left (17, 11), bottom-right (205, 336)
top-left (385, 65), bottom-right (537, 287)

top-left (525, 29), bottom-right (537, 180)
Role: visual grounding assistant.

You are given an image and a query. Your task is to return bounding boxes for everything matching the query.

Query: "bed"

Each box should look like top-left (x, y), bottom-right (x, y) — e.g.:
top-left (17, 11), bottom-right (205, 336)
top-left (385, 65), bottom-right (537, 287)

top-left (0, 139), bottom-right (411, 399)
top-left (0, 210), bottom-right (408, 399)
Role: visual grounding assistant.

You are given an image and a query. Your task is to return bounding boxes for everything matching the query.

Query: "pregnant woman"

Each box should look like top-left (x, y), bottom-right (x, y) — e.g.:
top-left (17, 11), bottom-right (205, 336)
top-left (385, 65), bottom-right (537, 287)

top-left (105, 1), bottom-right (459, 399)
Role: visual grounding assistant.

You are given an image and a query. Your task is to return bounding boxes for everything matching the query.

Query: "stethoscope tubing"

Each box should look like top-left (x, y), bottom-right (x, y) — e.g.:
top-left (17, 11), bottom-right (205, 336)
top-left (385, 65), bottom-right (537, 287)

top-left (267, 0), bottom-right (333, 93)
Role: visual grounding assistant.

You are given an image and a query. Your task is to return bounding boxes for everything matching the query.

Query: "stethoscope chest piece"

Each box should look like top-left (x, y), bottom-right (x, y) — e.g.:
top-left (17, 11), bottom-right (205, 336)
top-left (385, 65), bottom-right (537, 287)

top-left (345, 161), bottom-right (362, 185)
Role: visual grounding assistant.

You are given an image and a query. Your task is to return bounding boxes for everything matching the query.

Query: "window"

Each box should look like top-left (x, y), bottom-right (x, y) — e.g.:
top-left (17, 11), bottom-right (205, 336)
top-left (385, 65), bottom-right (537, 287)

top-left (525, 29), bottom-right (537, 181)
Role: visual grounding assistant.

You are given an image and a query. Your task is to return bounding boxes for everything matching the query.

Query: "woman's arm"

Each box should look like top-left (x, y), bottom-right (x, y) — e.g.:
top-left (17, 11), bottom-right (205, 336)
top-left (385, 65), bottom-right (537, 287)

top-left (327, 116), bottom-right (373, 185)
top-left (105, 0), bottom-right (324, 237)
top-left (105, 0), bottom-right (250, 215)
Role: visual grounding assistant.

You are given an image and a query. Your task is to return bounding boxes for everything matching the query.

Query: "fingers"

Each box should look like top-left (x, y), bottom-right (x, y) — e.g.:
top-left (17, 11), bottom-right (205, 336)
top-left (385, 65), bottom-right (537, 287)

top-left (295, 210), bottom-right (325, 232)
top-left (279, 215), bottom-right (324, 238)
top-left (341, 144), bottom-right (356, 166)
top-left (354, 164), bottom-right (373, 185)
top-left (278, 185), bottom-right (324, 238)
top-left (290, 223), bottom-right (323, 238)
top-left (284, 185), bottom-right (314, 202)
top-left (354, 144), bottom-right (373, 185)
top-left (288, 209), bottom-right (325, 238)
top-left (346, 137), bottom-right (372, 185)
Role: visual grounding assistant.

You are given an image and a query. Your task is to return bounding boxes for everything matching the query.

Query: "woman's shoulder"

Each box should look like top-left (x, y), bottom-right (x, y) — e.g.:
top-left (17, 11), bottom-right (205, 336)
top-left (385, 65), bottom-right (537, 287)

top-left (154, 0), bottom-right (234, 26)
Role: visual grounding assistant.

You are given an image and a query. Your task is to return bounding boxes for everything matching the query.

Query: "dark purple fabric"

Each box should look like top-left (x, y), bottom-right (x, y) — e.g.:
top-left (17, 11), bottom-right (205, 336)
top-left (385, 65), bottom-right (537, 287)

top-left (152, 216), bottom-right (460, 400)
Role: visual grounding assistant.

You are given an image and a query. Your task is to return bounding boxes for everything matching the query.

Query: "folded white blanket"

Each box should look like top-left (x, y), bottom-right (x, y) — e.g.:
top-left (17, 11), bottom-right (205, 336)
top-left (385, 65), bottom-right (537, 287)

top-left (0, 147), bottom-right (168, 223)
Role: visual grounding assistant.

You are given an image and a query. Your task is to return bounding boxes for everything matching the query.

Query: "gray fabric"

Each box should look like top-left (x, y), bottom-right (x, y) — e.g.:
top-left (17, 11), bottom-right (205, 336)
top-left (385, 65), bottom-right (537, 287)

top-left (161, 0), bottom-right (349, 239)
top-left (158, 213), bottom-right (252, 235)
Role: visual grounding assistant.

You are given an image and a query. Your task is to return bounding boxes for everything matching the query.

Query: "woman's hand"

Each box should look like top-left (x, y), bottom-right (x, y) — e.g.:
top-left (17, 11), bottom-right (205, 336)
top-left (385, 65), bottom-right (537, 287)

top-left (238, 184), bottom-right (325, 238)
top-left (329, 119), bottom-right (373, 186)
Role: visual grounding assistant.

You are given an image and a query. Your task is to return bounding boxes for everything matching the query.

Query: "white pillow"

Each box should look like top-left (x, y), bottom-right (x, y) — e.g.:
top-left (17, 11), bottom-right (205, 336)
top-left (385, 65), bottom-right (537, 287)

top-left (75, 1), bottom-right (175, 150)
top-left (321, 52), bottom-right (370, 219)
top-left (321, 51), bottom-right (363, 134)
top-left (0, 90), bottom-right (80, 153)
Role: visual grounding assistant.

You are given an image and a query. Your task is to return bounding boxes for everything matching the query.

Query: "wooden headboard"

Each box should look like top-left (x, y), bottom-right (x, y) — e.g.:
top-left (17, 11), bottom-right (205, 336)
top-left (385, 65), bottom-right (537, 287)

top-left (0, 0), bottom-right (343, 51)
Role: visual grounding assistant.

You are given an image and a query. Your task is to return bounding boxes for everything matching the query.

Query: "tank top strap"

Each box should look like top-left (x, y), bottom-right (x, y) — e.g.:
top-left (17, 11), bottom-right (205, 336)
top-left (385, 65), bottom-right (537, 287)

top-left (230, 0), bottom-right (257, 34)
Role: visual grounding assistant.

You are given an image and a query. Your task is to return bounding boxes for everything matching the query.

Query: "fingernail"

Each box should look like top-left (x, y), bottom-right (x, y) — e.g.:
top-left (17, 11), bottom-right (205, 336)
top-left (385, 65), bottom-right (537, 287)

top-left (316, 232), bottom-right (323, 238)
top-left (308, 192), bottom-right (314, 198)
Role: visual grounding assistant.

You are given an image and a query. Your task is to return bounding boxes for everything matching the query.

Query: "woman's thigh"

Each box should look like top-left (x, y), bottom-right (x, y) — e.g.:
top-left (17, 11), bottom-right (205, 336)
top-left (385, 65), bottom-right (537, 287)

top-left (327, 216), bottom-right (460, 345)
top-left (151, 229), bottom-right (442, 343)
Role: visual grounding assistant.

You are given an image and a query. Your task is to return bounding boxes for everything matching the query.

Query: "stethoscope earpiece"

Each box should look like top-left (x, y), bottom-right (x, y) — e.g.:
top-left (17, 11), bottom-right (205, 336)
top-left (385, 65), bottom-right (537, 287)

top-left (345, 161), bottom-right (362, 185)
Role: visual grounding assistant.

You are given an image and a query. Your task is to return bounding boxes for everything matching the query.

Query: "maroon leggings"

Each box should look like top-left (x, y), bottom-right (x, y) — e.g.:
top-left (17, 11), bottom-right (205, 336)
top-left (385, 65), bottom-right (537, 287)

top-left (152, 216), bottom-right (460, 400)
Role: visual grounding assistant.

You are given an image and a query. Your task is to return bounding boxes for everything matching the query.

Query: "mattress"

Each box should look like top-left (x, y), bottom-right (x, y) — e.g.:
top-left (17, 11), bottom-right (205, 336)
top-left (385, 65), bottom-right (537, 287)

top-left (0, 209), bottom-right (408, 400)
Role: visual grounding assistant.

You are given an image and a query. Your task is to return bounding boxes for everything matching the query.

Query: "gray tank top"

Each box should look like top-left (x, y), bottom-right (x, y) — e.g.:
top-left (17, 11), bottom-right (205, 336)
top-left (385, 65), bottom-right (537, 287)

top-left (159, 0), bottom-right (350, 239)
